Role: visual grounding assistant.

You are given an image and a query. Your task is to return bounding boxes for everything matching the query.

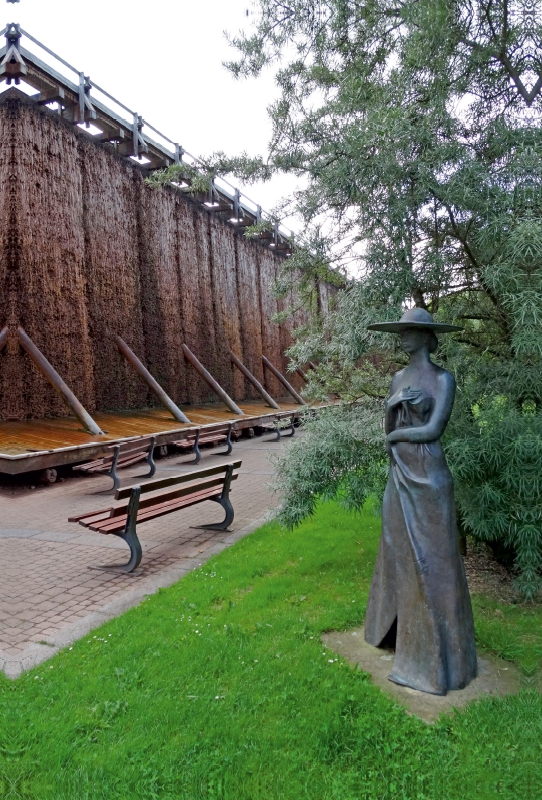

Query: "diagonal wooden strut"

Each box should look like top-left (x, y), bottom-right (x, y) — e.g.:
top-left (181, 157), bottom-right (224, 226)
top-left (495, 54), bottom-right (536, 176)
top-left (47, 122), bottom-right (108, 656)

top-left (230, 351), bottom-right (280, 410)
top-left (0, 326), bottom-right (7, 351)
top-left (182, 344), bottom-right (244, 416)
top-left (262, 355), bottom-right (305, 405)
top-left (17, 326), bottom-right (104, 436)
top-left (115, 336), bottom-right (191, 424)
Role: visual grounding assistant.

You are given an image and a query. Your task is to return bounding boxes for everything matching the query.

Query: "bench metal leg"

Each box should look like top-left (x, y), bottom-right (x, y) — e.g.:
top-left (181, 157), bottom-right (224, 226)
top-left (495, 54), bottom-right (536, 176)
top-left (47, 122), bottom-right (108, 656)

top-left (187, 429), bottom-right (201, 464)
top-left (283, 416), bottom-right (295, 437)
top-left (92, 487), bottom-right (143, 574)
top-left (221, 423), bottom-right (233, 456)
top-left (192, 495), bottom-right (234, 531)
top-left (106, 445), bottom-right (121, 492)
top-left (144, 436), bottom-right (157, 478)
top-left (191, 465), bottom-right (235, 531)
top-left (264, 424), bottom-right (281, 441)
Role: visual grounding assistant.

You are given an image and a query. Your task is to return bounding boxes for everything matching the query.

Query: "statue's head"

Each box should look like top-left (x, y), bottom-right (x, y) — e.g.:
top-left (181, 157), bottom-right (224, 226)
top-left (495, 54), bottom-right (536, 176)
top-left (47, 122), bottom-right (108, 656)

top-left (399, 327), bottom-right (438, 354)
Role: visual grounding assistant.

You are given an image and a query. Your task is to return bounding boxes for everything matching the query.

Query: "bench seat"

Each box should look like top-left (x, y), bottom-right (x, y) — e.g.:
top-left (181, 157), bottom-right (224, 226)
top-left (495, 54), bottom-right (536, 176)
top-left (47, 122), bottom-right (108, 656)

top-left (69, 460), bottom-right (241, 573)
top-left (173, 423), bottom-right (233, 464)
top-left (260, 413), bottom-right (296, 441)
top-left (73, 436), bottom-right (157, 492)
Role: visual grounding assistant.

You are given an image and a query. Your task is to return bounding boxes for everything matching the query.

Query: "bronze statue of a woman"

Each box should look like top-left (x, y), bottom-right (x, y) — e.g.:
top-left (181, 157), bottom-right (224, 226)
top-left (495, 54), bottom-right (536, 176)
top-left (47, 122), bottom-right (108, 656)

top-left (365, 307), bottom-right (477, 696)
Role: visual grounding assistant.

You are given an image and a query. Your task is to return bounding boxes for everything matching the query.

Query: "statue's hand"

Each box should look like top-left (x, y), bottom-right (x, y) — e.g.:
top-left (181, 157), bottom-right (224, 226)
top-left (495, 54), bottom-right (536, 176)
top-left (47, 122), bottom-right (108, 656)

top-left (387, 387), bottom-right (422, 409)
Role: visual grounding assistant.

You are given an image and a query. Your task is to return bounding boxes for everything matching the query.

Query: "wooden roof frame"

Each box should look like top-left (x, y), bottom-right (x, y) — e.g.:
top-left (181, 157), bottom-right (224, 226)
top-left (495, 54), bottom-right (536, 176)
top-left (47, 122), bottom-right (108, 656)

top-left (0, 22), bottom-right (294, 254)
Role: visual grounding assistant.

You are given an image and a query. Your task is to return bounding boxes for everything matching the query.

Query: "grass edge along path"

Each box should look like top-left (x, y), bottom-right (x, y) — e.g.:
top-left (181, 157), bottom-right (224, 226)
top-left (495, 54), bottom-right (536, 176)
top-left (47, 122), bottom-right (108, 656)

top-left (1, 502), bottom-right (540, 799)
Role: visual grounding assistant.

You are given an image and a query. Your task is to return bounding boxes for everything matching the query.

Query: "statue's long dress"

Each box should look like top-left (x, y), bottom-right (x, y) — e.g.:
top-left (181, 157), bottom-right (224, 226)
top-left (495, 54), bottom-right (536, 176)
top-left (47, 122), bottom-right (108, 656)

top-left (364, 395), bottom-right (477, 695)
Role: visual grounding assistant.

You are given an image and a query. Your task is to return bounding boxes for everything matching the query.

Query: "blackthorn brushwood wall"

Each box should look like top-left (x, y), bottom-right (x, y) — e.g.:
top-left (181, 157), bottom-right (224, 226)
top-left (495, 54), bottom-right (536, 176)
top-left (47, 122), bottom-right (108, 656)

top-left (0, 93), bottom-right (332, 420)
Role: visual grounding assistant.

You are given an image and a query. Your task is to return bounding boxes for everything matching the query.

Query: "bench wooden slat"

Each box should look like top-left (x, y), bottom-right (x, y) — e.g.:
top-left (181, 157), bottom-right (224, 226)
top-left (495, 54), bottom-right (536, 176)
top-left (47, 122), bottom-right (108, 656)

top-left (109, 473), bottom-right (238, 519)
top-left (79, 451), bottom-right (148, 474)
top-left (76, 459), bottom-right (109, 472)
top-left (78, 472), bottom-right (240, 527)
top-left (77, 510), bottom-right (116, 527)
top-left (88, 486), bottom-right (224, 533)
top-left (118, 438), bottom-right (156, 451)
top-left (176, 424), bottom-right (231, 439)
top-left (117, 452), bottom-right (148, 466)
top-left (198, 425), bottom-right (231, 434)
top-left (68, 507), bottom-right (113, 523)
top-left (115, 460), bottom-right (242, 500)
top-left (104, 438), bottom-right (155, 456)
top-left (175, 433), bottom-right (226, 447)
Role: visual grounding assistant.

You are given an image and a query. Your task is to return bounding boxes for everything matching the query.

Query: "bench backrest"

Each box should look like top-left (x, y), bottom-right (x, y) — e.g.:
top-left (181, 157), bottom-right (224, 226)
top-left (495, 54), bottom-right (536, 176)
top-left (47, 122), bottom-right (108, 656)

top-left (200, 423), bottom-right (232, 434)
top-left (179, 423), bottom-right (232, 440)
top-left (114, 460), bottom-right (242, 501)
top-left (105, 437), bottom-right (154, 457)
top-left (109, 471), bottom-right (240, 518)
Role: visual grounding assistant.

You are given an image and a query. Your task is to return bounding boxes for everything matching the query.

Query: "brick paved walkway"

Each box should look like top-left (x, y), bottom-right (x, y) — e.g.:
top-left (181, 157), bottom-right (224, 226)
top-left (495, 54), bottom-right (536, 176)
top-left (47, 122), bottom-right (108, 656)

top-left (0, 435), bottom-right (289, 677)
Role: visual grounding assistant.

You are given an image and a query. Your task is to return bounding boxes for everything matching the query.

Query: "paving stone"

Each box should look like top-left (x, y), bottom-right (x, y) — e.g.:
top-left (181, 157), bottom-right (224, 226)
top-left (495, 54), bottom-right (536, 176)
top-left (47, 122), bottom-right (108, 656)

top-left (0, 435), bottom-right (292, 676)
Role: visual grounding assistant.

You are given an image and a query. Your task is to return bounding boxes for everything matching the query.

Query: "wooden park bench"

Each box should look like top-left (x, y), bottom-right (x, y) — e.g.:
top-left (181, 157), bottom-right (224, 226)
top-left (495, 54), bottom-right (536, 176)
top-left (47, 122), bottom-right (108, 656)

top-left (172, 423), bottom-right (233, 464)
top-left (69, 460), bottom-right (242, 574)
top-left (73, 436), bottom-right (157, 492)
top-left (260, 413), bottom-right (296, 441)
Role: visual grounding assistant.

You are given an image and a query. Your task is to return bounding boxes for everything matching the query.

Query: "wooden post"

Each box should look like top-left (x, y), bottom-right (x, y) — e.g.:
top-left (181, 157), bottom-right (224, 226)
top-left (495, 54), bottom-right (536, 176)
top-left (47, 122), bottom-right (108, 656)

top-left (115, 336), bottom-right (191, 424)
top-left (0, 326), bottom-right (8, 351)
top-left (296, 367), bottom-right (308, 381)
top-left (230, 351), bottom-right (280, 409)
top-left (262, 355), bottom-right (305, 405)
top-left (182, 344), bottom-right (244, 416)
top-left (18, 327), bottom-right (104, 436)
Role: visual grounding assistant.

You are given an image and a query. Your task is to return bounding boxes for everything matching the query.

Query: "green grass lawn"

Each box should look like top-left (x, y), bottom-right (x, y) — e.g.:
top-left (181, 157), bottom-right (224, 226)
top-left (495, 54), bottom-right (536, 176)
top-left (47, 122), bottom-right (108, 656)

top-left (1, 502), bottom-right (540, 799)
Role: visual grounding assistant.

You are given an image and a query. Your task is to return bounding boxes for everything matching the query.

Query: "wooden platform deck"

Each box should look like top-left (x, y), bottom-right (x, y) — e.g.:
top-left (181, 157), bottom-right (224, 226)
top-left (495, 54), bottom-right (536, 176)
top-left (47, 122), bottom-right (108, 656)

top-left (0, 400), bottom-right (302, 475)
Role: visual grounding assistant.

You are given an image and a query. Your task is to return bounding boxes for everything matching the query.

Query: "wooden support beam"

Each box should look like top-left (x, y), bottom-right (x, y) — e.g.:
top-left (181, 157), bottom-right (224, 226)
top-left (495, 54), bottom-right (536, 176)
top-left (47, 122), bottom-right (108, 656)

top-left (142, 151), bottom-right (171, 170)
top-left (115, 336), bottom-right (191, 424)
top-left (0, 326), bottom-right (8, 351)
top-left (230, 351), bottom-right (280, 410)
top-left (207, 203), bottom-right (233, 213)
top-left (99, 128), bottom-right (125, 143)
top-left (37, 85), bottom-right (66, 105)
top-left (18, 327), bottom-right (104, 436)
top-left (296, 367), bottom-right (308, 382)
top-left (262, 355), bottom-right (305, 405)
top-left (182, 344), bottom-right (244, 416)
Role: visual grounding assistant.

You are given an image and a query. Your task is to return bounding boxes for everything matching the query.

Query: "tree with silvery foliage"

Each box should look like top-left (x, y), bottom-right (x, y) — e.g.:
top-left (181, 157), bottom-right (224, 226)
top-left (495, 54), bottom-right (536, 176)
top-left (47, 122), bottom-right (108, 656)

top-left (207, 1), bottom-right (542, 600)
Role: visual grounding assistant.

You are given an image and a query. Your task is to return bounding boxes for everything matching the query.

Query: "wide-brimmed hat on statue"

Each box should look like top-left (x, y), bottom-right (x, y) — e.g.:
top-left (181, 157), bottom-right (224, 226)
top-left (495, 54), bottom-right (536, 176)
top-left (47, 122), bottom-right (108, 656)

top-left (367, 307), bottom-right (463, 333)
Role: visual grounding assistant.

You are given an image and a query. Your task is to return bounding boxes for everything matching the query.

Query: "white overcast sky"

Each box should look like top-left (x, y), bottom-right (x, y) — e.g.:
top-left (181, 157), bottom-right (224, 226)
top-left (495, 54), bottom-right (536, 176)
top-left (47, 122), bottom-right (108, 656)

top-left (4, 0), bottom-right (301, 229)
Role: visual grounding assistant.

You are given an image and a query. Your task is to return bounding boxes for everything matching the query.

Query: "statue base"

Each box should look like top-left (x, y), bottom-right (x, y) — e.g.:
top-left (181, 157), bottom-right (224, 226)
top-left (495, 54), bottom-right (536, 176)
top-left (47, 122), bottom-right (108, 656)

top-left (322, 626), bottom-right (521, 724)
